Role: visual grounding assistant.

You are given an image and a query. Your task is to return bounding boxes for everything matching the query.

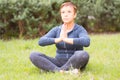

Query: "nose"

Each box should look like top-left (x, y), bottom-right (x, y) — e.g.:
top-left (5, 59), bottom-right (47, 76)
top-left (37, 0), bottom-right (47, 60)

top-left (64, 13), bottom-right (68, 17)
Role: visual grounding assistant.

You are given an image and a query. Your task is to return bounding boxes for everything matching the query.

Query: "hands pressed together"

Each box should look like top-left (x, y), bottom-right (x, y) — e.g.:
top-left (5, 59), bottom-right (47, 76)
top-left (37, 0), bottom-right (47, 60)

top-left (55, 24), bottom-right (73, 44)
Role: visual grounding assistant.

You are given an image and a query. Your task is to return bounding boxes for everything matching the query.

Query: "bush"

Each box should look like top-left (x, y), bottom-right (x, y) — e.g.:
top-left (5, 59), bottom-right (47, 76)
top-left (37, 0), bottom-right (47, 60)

top-left (0, 0), bottom-right (62, 39)
top-left (0, 0), bottom-right (120, 39)
top-left (70, 0), bottom-right (120, 32)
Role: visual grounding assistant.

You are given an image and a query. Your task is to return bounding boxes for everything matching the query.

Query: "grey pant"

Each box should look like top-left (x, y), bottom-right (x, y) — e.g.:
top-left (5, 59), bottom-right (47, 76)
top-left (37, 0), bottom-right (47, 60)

top-left (30, 51), bottom-right (89, 72)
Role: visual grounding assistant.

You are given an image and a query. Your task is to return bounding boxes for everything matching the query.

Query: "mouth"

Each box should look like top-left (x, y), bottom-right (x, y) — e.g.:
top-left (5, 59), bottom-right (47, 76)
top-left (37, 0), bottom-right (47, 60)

top-left (63, 18), bottom-right (69, 20)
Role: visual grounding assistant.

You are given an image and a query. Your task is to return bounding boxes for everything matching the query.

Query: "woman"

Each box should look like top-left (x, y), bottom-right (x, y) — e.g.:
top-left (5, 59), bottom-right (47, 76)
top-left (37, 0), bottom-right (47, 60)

top-left (30, 2), bottom-right (90, 72)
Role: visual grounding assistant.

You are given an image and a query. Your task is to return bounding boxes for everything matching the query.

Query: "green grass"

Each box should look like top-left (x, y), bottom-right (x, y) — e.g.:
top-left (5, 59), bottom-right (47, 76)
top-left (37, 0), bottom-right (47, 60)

top-left (0, 33), bottom-right (120, 80)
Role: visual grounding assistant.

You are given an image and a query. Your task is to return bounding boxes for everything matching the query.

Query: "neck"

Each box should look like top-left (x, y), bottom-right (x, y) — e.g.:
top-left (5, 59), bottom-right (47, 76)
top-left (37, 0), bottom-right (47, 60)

top-left (64, 21), bottom-right (75, 31)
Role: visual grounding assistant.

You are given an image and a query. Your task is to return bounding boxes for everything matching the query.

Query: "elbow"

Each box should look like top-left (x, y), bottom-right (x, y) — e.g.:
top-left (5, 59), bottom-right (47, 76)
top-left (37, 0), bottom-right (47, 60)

top-left (84, 42), bottom-right (90, 47)
top-left (38, 40), bottom-right (45, 46)
top-left (84, 39), bottom-right (90, 47)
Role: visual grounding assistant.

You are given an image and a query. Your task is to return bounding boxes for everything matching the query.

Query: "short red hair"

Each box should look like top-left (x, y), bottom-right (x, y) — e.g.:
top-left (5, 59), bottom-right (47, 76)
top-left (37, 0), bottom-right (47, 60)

top-left (60, 2), bottom-right (77, 13)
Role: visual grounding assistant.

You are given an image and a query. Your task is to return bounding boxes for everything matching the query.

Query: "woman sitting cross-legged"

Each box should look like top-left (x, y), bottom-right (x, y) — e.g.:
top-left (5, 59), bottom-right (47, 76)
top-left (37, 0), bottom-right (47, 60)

top-left (30, 1), bottom-right (90, 73)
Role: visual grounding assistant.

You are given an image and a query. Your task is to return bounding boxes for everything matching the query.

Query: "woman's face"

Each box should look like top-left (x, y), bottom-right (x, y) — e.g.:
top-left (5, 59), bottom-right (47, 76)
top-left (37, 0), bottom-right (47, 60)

top-left (60, 6), bottom-right (76, 24)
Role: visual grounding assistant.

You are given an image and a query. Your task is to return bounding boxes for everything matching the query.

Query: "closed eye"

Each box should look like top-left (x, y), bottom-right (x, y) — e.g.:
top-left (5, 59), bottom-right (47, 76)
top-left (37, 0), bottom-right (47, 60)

top-left (68, 11), bottom-right (71, 13)
top-left (61, 11), bottom-right (65, 14)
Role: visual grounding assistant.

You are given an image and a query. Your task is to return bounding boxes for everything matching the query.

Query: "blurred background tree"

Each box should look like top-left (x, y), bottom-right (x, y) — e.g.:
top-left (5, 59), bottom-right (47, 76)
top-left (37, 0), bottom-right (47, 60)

top-left (0, 0), bottom-right (120, 39)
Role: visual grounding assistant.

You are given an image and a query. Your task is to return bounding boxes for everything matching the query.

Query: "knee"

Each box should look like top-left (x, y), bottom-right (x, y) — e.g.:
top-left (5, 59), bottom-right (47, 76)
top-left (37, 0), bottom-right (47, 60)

top-left (82, 51), bottom-right (89, 61)
top-left (30, 52), bottom-right (37, 61)
top-left (29, 52), bottom-right (40, 61)
top-left (74, 51), bottom-right (89, 61)
top-left (29, 52), bottom-right (44, 61)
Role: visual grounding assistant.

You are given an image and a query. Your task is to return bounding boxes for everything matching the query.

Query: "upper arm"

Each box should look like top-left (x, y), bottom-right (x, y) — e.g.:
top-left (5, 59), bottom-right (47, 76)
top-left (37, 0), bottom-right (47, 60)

top-left (73, 27), bottom-right (90, 47)
top-left (38, 27), bottom-right (58, 46)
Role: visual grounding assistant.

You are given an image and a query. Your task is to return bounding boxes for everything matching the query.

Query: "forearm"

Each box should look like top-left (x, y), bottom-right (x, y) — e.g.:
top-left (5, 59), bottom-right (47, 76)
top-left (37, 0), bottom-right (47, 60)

top-left (38, 37), bottom-right (55, 46)
top-left (73, 37), bottom-right (90, 47)
top-left (63, 38), bottom-right (73, 44)
top-left (55, 37), bottom-right (74, 44)
top-left (55, 38), bottom-right (62, 43)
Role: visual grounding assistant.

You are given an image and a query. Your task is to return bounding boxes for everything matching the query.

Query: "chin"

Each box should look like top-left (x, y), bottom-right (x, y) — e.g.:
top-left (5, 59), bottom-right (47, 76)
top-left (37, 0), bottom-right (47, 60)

top-left (63, 21), bottom-right (70, 23)
top-left (63, 21), bottom-right (72, 24)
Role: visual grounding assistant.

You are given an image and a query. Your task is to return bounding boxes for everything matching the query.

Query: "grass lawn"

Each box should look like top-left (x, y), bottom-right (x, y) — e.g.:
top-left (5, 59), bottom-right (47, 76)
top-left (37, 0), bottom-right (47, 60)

top-left (0, 33), bottom-right (120, 80)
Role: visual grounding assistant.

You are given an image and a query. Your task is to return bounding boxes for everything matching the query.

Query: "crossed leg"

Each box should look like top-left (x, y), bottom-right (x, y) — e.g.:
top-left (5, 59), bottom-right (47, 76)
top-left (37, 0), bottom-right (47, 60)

top-left (30, 51), bottom-right (89, 72)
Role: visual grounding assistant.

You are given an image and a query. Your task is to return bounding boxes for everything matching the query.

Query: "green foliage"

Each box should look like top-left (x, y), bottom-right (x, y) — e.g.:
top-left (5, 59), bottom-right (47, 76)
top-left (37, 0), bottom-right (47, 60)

top-left (0, 0), bottom-right (62, 39)
top-left (0, 0), bottom-right (120, 39)
top-left (70, 0), bottom-right (120, 32)
top-left (0, 34), bottom-right (120, 80)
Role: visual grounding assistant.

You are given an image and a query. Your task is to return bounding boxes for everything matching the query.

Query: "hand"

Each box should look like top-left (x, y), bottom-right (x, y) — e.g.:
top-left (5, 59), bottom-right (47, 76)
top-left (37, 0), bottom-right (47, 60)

top-left (60, 23), bottom-right (68, 39)
top-left (55, 23), bottom-right (73, 44)
top-left (62, 38), bottom-right (73, 44)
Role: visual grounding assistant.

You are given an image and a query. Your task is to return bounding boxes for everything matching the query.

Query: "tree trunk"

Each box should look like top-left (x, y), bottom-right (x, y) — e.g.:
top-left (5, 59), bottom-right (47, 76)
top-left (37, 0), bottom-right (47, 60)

top-left (18, 20), bottom-right (24, 38)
